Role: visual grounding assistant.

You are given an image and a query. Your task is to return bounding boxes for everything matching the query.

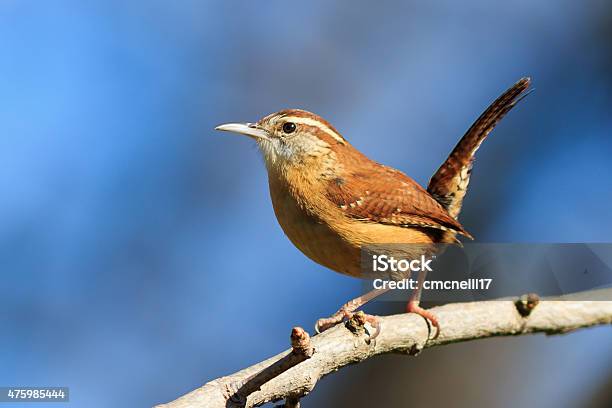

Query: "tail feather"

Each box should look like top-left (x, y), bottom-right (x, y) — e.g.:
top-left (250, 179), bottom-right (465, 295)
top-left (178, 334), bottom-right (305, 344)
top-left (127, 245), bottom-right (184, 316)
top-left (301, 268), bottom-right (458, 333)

top-left (428, 77), bottom-right (532, 220)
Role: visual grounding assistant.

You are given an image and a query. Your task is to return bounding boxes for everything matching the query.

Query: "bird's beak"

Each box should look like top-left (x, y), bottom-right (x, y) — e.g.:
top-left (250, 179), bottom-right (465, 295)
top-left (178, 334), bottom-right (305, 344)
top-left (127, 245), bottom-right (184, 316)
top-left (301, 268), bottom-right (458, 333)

top-left (214, 122), bottom-right (270, 141)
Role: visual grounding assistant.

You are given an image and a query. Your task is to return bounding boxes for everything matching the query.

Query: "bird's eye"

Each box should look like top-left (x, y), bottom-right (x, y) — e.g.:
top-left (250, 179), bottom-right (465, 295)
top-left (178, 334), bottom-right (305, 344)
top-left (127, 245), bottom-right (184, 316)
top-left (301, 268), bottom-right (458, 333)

top-left (282, 122), bottom-right (297, 134)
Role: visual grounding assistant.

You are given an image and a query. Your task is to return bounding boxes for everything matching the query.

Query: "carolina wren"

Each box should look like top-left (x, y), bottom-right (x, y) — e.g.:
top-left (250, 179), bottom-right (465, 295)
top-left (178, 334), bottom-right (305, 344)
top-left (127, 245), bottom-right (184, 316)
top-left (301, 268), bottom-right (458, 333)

top-left (216, 77), bottom-right (531, 337)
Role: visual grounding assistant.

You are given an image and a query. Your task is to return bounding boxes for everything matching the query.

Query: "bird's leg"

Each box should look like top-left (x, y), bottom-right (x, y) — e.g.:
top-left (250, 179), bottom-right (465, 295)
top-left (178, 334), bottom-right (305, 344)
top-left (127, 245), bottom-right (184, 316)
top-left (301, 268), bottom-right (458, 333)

top-left (406, 268), bottom-right (440, 339)
top-left (315, 288), bottom-right (389, 337)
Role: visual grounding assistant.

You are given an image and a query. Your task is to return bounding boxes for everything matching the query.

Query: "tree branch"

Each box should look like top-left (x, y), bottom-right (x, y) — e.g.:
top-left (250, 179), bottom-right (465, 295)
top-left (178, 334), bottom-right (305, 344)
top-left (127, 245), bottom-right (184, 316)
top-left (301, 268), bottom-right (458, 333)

top-left (156, 290), bottom-right (612, 408)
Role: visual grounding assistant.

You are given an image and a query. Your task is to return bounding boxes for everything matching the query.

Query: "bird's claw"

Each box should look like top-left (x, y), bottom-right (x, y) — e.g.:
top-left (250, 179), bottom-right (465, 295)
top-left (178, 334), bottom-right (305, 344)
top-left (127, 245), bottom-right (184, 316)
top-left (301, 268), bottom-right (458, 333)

top-left (316, 309), bottom-right (381, 340)
top-left (407, 300), bottom-right (440, 340)
top-left (315, 307), bottom-right (350, 334)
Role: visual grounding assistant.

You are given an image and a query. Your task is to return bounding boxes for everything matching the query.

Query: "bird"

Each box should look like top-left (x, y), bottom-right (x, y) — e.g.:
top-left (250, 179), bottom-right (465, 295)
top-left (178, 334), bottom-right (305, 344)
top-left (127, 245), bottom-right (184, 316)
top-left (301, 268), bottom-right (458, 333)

top-left (215, 77), bottom-right (531, 338)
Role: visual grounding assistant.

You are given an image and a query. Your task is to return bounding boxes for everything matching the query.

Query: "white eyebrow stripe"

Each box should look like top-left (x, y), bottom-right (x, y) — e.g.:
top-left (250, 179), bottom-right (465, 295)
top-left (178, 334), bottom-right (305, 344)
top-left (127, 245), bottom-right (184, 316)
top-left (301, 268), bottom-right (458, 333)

top-left (282, 116), bottom-right (346, 144)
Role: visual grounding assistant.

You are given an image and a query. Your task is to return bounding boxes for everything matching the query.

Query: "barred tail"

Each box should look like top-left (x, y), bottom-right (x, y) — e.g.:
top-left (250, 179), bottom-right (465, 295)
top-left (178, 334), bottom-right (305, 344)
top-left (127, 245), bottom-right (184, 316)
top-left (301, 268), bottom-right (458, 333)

top-left (428, 77), bottom-right (532, 219)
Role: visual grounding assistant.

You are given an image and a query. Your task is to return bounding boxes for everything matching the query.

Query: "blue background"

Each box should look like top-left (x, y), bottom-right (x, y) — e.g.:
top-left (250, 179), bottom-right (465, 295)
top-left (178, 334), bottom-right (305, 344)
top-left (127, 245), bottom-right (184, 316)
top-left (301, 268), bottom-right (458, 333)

top-left (1, 1), bottom-right (611, 407)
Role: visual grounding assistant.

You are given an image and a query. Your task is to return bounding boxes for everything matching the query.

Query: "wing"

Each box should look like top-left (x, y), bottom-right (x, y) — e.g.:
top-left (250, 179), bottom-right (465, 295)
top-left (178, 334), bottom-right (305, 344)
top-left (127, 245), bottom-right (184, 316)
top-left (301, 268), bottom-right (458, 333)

top-left (326, 163), bottom-right (473, 238)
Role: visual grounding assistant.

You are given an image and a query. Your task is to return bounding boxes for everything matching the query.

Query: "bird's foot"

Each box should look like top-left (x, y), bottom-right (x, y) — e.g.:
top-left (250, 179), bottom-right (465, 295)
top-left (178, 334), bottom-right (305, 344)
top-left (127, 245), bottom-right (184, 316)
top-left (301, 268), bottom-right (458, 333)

top-left (315, 308), bottom-right (381, 339)
top-left (315, 305), bottom-right (354, 334)
top-left (315, 288), bottom-right (388, 337)
top-left (406, 300), bottom-right (440, 340)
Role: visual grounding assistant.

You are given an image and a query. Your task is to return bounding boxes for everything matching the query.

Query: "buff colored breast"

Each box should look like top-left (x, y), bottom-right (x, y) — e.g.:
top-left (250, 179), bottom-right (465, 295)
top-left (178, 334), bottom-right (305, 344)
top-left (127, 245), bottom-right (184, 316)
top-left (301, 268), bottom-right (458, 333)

top-left (267, 168), bottom-right (438, 278)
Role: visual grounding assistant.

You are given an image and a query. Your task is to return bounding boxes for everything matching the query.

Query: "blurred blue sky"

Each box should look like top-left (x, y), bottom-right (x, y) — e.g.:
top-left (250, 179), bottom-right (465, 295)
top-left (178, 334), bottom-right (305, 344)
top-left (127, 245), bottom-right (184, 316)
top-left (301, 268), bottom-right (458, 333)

top-left (1, 1), bottom-right (611, 407)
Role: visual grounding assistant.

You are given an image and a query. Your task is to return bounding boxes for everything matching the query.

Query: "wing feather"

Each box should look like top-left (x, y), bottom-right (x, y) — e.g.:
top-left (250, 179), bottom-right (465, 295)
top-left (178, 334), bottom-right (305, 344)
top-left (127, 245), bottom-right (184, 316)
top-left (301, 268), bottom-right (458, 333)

top-left (326, 164), bottom-right (473, 238)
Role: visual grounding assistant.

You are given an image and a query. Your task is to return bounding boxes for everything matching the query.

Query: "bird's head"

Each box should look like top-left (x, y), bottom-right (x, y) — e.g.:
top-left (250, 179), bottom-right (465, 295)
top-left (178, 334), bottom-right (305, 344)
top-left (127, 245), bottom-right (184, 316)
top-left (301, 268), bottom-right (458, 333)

top-left (215, 109), bottom-right (349, 170)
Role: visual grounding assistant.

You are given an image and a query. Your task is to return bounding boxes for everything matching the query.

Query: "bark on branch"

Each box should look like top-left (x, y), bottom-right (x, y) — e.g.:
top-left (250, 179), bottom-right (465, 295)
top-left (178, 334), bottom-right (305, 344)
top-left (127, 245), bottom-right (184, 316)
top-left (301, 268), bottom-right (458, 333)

top-left (156, 289), bottom-right (612, 408)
